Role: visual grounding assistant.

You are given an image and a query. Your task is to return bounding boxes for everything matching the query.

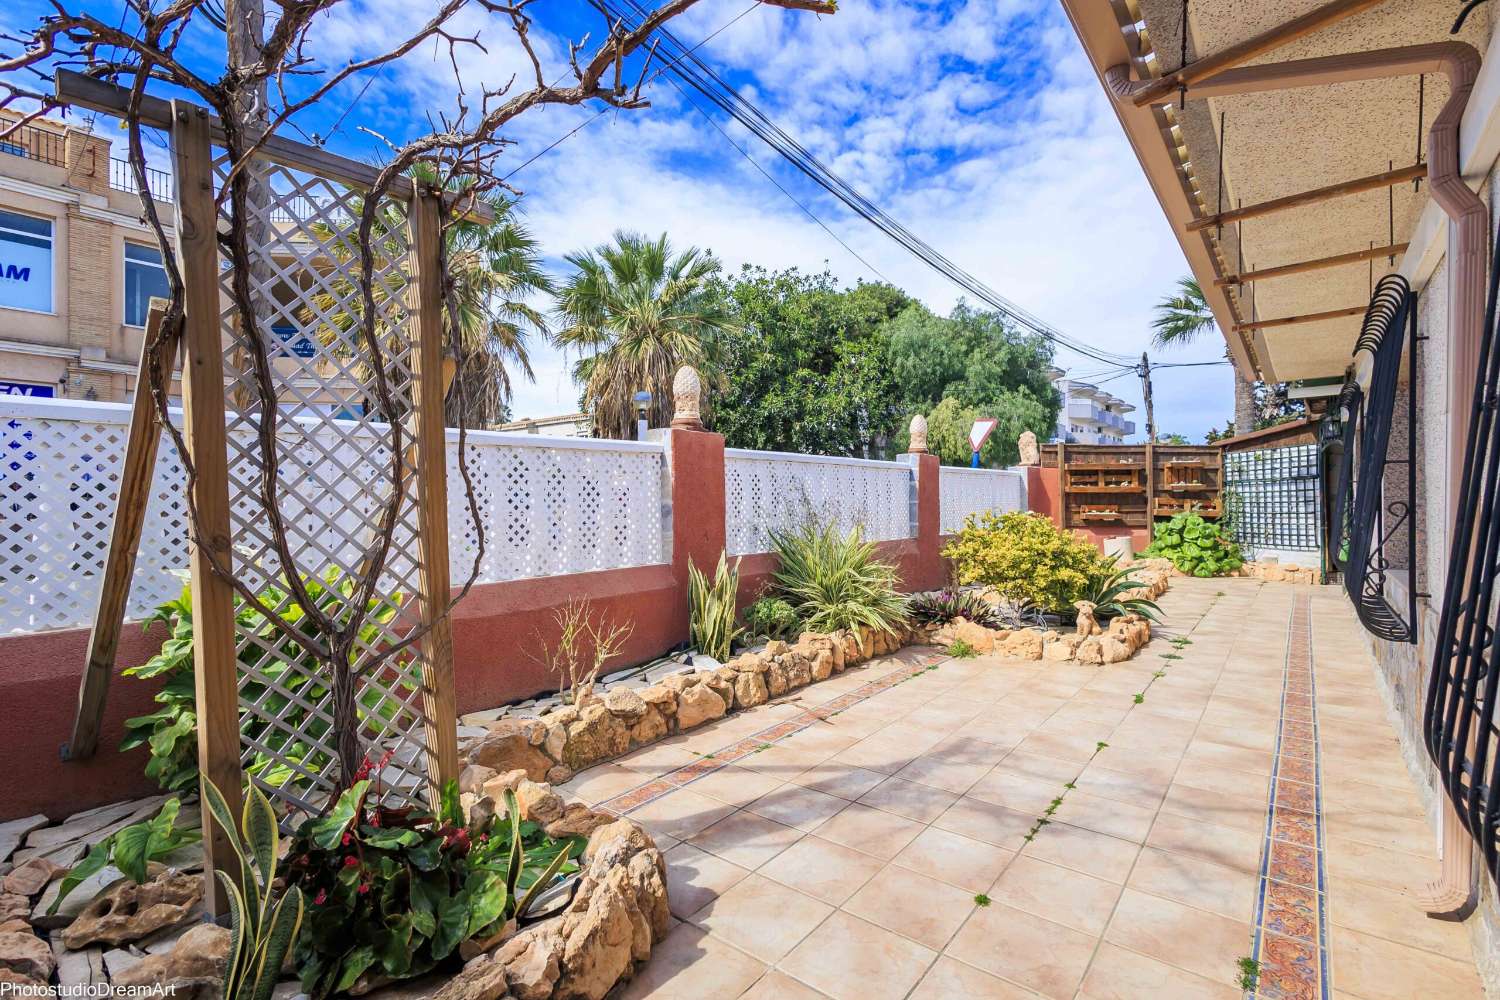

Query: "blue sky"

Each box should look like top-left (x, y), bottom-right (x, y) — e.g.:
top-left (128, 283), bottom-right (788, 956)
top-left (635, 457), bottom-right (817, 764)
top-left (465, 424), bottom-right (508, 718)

top-left (12, 0), bottom-right (1237, 438)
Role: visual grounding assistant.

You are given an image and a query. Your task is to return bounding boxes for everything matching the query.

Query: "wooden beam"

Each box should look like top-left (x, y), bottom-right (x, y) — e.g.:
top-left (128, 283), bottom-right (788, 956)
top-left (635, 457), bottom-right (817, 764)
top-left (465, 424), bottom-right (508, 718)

top-left (405, 191), bottom-right (460, 799)
top-left (65, 300), bottom-right (177, 761)
top-left (1188, 164), bottom-right (1425, 232)
top-left (172, 100), bottom-right (240, 918)
top-left (1130, 0), bottom-right (1387, 107)
top-left (1233, 305), bottom-right (1367, 332)
top-left (1216, 243), bottom-right (1409, 286)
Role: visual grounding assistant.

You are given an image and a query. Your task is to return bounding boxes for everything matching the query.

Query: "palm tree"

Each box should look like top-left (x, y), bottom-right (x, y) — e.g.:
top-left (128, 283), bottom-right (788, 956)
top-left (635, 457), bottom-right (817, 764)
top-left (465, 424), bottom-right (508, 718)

top-left (555, 231), bottom-right (732, 438)
top-left (1150, 276), bottom-right (1256, 435)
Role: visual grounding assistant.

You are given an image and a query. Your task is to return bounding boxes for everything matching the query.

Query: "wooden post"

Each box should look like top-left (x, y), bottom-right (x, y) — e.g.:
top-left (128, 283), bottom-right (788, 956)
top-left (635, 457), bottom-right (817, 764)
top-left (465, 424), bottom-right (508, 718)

top-left (405, 190), bottom-right (459, 797)
top-left (172, 101), bottom-right (241, 917)
top-left (1145, 441), bottom-right (1157, 529)
top-left (67, 299), bottom-right (178, 760)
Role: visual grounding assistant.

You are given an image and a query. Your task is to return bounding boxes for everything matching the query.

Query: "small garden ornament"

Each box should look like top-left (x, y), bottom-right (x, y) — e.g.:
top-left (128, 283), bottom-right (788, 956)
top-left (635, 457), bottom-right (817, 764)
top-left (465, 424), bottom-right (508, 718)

top-left (1074, 600), bottom-right (1101, 638)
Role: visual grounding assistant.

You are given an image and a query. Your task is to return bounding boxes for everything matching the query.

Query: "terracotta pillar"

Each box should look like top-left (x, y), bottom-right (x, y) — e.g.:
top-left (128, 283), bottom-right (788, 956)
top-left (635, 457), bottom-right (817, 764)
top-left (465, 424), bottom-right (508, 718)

top-left (667, 428), bottom-right (726, 638)
top-left (909, 451), bottom-right (943, 591)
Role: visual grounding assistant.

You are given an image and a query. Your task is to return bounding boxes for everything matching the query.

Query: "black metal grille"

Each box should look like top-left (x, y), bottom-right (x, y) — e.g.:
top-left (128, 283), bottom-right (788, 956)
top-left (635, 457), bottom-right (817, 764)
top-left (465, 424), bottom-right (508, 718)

top-left (1326, 379), bottom-right (1362, 572)
top-left (1343, 274), bottom-right (1417, 644)
top-left (1425, 219), bottom-right (1500, 886)
top-left (1224, 444), bottom-right (1322, 553)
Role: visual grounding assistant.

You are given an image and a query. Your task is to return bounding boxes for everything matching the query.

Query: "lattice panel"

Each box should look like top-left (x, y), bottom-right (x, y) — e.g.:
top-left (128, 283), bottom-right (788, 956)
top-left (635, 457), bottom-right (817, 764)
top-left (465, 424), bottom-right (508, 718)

top-left (1224, 445), bottom-right (1322, 554)
top-left (724, 450), bottom-right (914, 555)
top-left (938, 467), bottom-right (1025, 535)
top-left (214, 153), bottom-right (431, 816)
top-left (448, 434), bottom-right (666, 582)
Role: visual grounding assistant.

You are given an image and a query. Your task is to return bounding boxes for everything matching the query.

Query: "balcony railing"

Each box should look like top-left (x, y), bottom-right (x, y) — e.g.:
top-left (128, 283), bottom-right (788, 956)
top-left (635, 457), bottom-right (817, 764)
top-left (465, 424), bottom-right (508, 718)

top-left (0, 122), bottom-right (66, 167)
top-left (109, 158), bottom-right (174, 202)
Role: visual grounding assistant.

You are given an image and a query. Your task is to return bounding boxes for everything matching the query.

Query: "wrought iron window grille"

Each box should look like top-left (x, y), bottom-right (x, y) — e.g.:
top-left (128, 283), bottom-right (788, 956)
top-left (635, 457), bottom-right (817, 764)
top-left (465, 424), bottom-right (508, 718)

top-left (1326, 378), bottom-right (1363, 574)
top-left (1425, 219), bottom-right (1500, 885)
top-left (1342, 274), bottom-right (1418, 644)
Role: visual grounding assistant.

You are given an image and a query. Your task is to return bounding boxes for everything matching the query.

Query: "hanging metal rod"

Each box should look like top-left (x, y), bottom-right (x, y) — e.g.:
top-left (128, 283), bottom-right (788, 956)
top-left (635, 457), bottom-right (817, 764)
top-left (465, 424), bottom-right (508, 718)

top-left (1233, 305), bottom-right (1367, 332)
top-left (1188, 163), bottom-right (1425, 232)
top-left (1216, 242), bottom-right (1409, 286)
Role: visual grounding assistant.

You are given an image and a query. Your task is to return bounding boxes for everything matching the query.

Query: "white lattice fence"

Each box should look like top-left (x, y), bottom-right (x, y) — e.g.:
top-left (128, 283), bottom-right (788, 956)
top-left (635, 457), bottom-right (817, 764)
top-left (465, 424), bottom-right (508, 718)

top-left (939, 466), bottom-right (1026, 535)
top-left (0, 398), bottom-right (668, 637)
top-left (724, 449), bottom-right (914, 556)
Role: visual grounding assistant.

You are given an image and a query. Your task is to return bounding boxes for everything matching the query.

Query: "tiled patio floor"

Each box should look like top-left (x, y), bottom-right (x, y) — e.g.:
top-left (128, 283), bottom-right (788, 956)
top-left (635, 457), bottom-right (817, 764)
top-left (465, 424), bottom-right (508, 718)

top-left (557, 579), bottom-right (1482, 999)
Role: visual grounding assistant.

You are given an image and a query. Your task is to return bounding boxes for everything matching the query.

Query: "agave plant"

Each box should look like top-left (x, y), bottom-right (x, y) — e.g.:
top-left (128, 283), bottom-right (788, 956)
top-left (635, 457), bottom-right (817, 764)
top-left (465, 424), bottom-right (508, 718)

top-left (1085, 562), bottom-right (1162, 622)
top-left (906, 590), bottom-right (1005, 629)
top-left (769, 521), bottom-right (908, 635)
top-left (690, 552), bottom-right (743, 662)
top-left (202, 780), bottom-right (305, 1000)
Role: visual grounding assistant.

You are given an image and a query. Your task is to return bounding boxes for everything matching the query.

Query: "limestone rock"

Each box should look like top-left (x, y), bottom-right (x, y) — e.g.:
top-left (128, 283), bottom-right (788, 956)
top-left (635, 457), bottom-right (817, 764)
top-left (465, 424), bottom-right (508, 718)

top-left (1000, 629), bottom-right (1044, 661)
top-left (1043, 635), bottom-right (1081, 661)
top-left (514, 781), bottom-right (565, 825)
top-left (729, 652), bottom-right (767, 675)
top-left (1099, 636), bottom-right (1133, 664)
top-left (764, 640), bottom-right (789, 656)
top-left (481, 770), bottom-right (531, 802)
top-left (1074, 638), bottom-right (1104, 665)
top-left (764, 661), bottom-right (789, 698)
top-left (1, 895), bottom-right (29, 923)
top-left (781, 654), bottom-right (811, 690)
top-left (0, 931), bottom-right (53, 981)
top-left (0, 968), bottom-right (41, 989)
top-left (733, 671), bottom-right (769, 709)
top-left (828, 634), bottom-right (846, 672)
top-left (603, 689), bottom-right (647, 722)
top-left (638, 685), bottom-right (677, 715)
top-left (702, 672), bottom-right (735, 713)
top-left (428, 956), bottom-right (510, 1000)
top-left (0, 920), bottom-right (26, 935)
top-left (839, 632), bottom-right (862, 666)
top-left (563, 705), bottom-right (630, 771)
top-left (952, 620), bottom-right (995, 653)
top-left (545, 765), bottom-right (575, 787)
top-left (543, 724), bottom-right (568, 762)
top-left (467, 722), bottom-right (553, 782)
top-left (111, 923), bottom-right (228, 1000)
top-left (809, 649), bottom-right (835, 682)
top-left (584, 820), bottom-right (657, 864)
top-left (4, 858), bottom-right (65, 899)
top-left (544, 804), bottom-right (613, 841)
top-left (459, 764), bottom-right (499, 796)
top-left (497, 927), bottom-right (562, 1000)
top-left (62, 872), bottom-right (202, 949)
top-left (659, 673), bottom-right (695, 694)
top-left (627, 707), bottom-right (669, 747)
top-left (675, 685), bottom-right (726, 730)
top-left (555, 879), bottom-right (634, 1000)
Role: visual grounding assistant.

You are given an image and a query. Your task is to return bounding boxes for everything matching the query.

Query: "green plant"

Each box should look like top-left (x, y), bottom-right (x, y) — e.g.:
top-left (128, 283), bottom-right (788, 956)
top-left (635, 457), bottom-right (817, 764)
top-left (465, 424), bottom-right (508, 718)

top-left (203, 779), bottom-right (305, 1000)
top-left (769, 521), bottom-right (908, 635)
top-left (1142, 512), bottom-right (1244, 578)
top-left (942, 511), bottom-right (1108, 613)
top-left (742, 595), bottom-right (801, 641)
top-left (122, 576), bottom-right (407, 794)
top-left (1236, 956), bottom-right (1261, 991)
top-left (689, 552), bottom-right (743, 661)
top-left (285, 765), bottom-right (584, 998)
top-left (51, 798), bottom-right (202, 913)
top-left (947, 638), bottom-right (978, 659)
top-left (906, 590), bottom-right (1005, 629)
top-left (973, 893), bottom-right (991, 907)
top-left (1084, 561), bottom-right (1162, 622)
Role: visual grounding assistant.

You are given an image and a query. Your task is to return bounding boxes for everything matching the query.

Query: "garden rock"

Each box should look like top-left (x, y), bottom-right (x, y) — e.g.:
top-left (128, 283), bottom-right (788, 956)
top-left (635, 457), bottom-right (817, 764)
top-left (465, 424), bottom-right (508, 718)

top-left (514, 781), bottom-right (565, 825)
top-left (1043, 635), bottom-right (1081, 661)
top-left (556, 878), bottom-right (634, 1000)
top-left (952, 620), bottom-right (995, 653)
top-left (728, 652), bottom-right (767, 675)
top-left (627, 707), bottom-right (669, 746)
top-left (481, 770), bottom-right (531, 802)
top-left (563, 706), bottom-right (630, 770)
top-left (733, 671), bottom-right (769, 709)
top-left (828, 634), bottom-right (846, 672)
top-left (0, 930), bottom-right (53, 982)
top-left (543, 725), bottom-right (568, 761)
top-left (544, 804), bottom-right (612, 841)
top-left (638, 685), bottom-right (677, 714)
top-left (460, 764), bottom-right (499, 795)
top-left (112, 922), bottom-right (228, 1000)
top-left (54, 943), bottom-right (106, 989)
top-left (764, 661), bottom-right (790, 697)
top-left (764, 640), bottom-right (789, 656)
top-left (544, 765), bottom-right (574, 787)
top-left (675, 685), bottom-right (726, 730)
top-left (23, 798), bottom-right (162, 853)
top-left (603, 689), bottom-right (646, 722)
top-left (781, 654), bottom-right (811, 689)
top-left (810, 649), bottom-right (835, 682)
top-left (1000, 630), bottom-right (1044, 661)
top-left (1099, 636), bottom-right (1133, 664)
top-left (1074, 638), bottom-right (1105, 665)
top-left (467, 723), bottom-right (553, 783)
top-left (62, 871), bottom-right (202, 949)
top-left (0, 920), bottom-right (28, 935)
top-left (0, 895), bottom-right (29, 924)
top-left (702, 672), bottom-right (736, 712)
top-left (4, 858), bottom-right (65, 898)
top-left (496, 927), bottom-right (562, 1000)
top-left (429, 956), bottom-right (511, 1000)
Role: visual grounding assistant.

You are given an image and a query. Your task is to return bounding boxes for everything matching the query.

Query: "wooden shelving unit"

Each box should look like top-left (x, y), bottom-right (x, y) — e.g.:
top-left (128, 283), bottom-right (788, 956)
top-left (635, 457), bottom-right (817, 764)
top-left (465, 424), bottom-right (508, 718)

top-left (1042, 442), bottom-right (1225, 532)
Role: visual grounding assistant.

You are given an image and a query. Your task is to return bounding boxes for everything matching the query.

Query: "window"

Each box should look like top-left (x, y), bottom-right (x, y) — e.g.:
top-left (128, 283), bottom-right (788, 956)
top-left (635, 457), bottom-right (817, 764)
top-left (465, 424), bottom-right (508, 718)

top-left (124, 242), bottom-right (170, 327)
top-left (0, 209), bottom-right (53, 313)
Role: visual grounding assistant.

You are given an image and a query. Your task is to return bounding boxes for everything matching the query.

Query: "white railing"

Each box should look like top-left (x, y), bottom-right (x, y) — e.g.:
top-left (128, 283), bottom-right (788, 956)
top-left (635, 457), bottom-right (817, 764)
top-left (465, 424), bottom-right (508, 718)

top-left (0, 398), bottom-right (667, 634)
top-left (938, 466), bottom-right (1026, 535)
top-left (723, 448), bottom-right (915, 556)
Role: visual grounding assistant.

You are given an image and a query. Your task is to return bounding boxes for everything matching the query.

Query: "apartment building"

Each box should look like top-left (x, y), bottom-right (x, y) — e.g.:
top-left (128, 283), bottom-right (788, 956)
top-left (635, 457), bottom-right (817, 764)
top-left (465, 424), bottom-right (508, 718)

top-left (1047, 367), bottom-right (1137, 443)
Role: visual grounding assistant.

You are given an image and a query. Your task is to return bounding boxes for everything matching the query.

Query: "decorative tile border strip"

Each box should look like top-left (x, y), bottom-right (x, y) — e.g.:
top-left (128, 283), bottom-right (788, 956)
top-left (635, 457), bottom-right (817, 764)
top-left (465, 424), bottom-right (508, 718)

top-left (1251, 593), bottom-right (1330, 1000)
top-left (596, 649), bottom-right (947, 816)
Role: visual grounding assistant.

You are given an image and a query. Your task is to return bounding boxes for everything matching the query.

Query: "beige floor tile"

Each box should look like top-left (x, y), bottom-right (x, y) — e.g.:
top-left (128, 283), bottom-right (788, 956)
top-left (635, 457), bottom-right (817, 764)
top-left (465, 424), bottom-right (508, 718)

top-left (1158, 780), bottom-right (1267, 834)
top-left (1015, 728), bottom-right (1108, 762)
top-left (1073, 761), bottom-right (1170, 807)
top-left (757, 834), bottom-right (884, 905)
top-left (1053, 789), bottom-right (1157, 843)
top-left (958, 714), bottom-right (1039, 749)
top-left (629, 788), bottom-right (739, 842)
top-left (1145, 810), bottom-right (1262, 874)
top-left (946, 901), bottom-right (1098, 999)
top-left (1180, 738), bottom-right (1274, 776)
top-left (740, 970), bottom-right (828, 1000)
top-left (814, 801), bottom-right (924, 860)
top-left (994, 748), bottom-right (1084, 783)
top-left (688, 873), bottom-right (832, 963)
top-left (990, 854), bottom-right (1122, 936)
top-left (1077, 941), bottom-right (1240, 999)
top-left (1331, 924), bottom-right (1483, 1000)
top-left (790, 761), bottom-right (890, 801)
top-left (1323, 808), bottom-right (1435, 856)
top-left (616, 923), bottom-right (766, 1000)
top-left (1125, 846), bottom-right (1256, 922)
top-left (1102, 888), bottom-right (1250, 985)
top-left (1089, 744), bottom-right (1181, 784)
top-left (1323, 835), bottom-right (1441, 896)
top-left (892, 826), bottom-right (1016, 893)
top-left (618, 742), bottom-right (703, 775)
top-left (1172, 758), bottom-right (1271, 799)
top-left (931, 795), bottom-right (1036, 851)
top-left (663, 843), bottom-right (751, 920)
top-left (560, 763), bottom-right (650, 805)
top-left (746, 782), bottom-right (850, 832)
top-left (909, 956), bottom-right (1037, 999)
top-left (844, 863), bottom-right (978, 950)
top-left (1327, 877), bottom-right (1472, 961)
top-left (1022, 820), bottom-right (1140, 884)
top-left (832, 734), bottom-right (924, 775)
top-left (965, 765), bottom-right (1067, 814)
top-left (778, 911), bottom-right (936, 1000)
top-left (681, 764), bottom-right (784, 809)
top-left (894, 752), bottom-right (992, 794)
top-left (857, 775), bottom-right (959, 823)
top-left (687, 809), bottom-right (803, 870)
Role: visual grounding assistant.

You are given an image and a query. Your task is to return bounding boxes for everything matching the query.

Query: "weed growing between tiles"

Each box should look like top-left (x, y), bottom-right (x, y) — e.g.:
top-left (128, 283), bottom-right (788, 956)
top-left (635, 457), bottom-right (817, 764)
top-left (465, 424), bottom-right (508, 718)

top-left (1237, 956), bottom-right (1261, 992)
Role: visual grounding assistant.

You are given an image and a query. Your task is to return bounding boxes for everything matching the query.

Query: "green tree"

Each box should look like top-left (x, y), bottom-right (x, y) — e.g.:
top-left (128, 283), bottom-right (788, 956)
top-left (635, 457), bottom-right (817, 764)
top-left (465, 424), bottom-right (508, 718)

top-left (555, 231), bottom-right (731, 438)
top-left (708, 267), bottom-right (911, 456)
top-left (1150, 276), bottom-right (1256, 435)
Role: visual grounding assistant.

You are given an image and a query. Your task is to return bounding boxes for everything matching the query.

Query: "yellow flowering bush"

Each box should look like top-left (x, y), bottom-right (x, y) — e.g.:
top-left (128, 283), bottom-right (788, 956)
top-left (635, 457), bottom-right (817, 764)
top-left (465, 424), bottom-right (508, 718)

top-left (942, 511), bottom-right (1107, 612)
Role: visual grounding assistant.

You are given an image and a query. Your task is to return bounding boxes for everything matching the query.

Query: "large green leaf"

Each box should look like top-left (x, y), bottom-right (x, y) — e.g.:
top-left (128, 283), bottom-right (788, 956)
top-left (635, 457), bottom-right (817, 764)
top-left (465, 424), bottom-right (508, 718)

top-left (430, 892), bottom-right (470, 960)
top-left (308, 781), bottom-right (370, 851)
top-left (48, 842), bottom-right (112, 915)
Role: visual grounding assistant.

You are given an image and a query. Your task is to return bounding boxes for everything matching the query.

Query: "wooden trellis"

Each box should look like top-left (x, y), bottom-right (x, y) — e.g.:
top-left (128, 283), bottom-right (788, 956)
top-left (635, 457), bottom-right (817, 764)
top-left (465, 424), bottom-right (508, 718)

top-left (60, 78), bottom-right (459, 911)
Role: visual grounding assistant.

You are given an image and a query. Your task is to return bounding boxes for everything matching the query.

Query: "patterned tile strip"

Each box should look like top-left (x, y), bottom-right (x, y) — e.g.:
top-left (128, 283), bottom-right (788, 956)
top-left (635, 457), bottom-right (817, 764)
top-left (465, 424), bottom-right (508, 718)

top-left (1251, 592), bottom-right (1329, 1000)
top-left (595, 649), bottom-right (947, 816)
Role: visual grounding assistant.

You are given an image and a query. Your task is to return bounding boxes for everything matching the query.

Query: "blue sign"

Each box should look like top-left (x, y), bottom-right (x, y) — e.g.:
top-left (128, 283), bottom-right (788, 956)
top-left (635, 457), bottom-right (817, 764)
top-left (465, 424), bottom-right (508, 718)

top-left (271, 325), bottom-right (318, 360)
top-left (0, 380), bottom-right (54, 398)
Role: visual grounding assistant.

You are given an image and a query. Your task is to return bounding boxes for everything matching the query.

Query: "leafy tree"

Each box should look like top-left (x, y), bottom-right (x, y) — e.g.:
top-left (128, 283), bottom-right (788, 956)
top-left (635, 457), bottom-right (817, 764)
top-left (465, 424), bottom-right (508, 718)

top-left (1157, 432), bottom-right (1190, 445)
top-left (708, 267), bottom-right (911, 456)
top-left (555, 231), bottom-right (731, 438)
top-left (1150, 276), bottom-right (1256, 435)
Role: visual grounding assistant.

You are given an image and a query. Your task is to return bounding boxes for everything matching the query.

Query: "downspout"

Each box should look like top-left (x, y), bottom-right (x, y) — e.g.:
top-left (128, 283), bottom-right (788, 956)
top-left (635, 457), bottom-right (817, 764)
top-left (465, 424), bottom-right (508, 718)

top-left (1106, 41), bottom-right (1484, 919)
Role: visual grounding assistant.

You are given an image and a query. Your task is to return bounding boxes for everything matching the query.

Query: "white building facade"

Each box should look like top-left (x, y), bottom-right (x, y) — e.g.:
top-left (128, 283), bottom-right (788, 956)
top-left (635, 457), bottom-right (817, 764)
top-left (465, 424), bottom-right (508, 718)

top-left (1047, 368), bottom-right (1137, 444)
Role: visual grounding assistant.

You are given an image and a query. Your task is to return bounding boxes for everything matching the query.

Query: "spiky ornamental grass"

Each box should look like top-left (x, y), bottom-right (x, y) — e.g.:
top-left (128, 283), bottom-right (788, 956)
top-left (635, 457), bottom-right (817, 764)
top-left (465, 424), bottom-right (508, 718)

top-left (769, 521), bottom-right (909, 636)
top-left (689, 552), bottom-right (744, 662)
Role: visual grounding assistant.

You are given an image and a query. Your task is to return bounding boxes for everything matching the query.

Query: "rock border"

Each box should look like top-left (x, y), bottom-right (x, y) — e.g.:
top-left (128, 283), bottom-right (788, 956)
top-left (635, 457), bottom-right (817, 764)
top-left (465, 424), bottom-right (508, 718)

top-left (1228, 560), bottom-right (1320, 585)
